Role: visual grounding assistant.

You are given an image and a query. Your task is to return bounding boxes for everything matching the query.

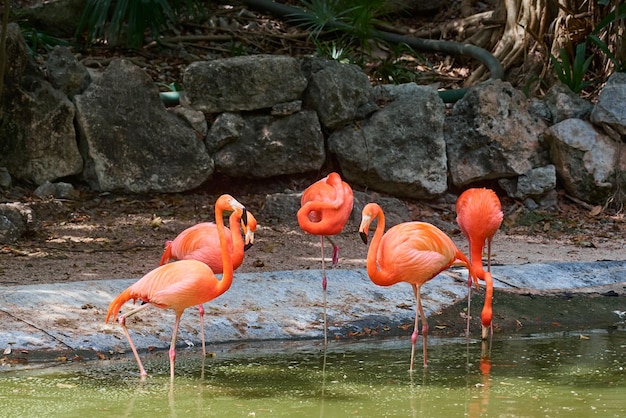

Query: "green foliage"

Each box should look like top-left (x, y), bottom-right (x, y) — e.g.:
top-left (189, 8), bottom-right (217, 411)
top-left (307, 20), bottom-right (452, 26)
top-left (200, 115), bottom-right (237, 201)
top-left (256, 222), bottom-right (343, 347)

top-left (75, 0), bottom-right (206, 49)
top-left (295, 0), bottom-right (389, 46)
top-left (21, 25), bottom-right (70, 56)
top-left (311, 37), bottom-right (353, 63)
top-left (588, 2), bottom-right (626, 72)
top-left (371, 43), bottom-right (432, 84)
top-left (550, 43), bottom-right (593, 93)
top-left (295, 0), bottom-right (423, 84)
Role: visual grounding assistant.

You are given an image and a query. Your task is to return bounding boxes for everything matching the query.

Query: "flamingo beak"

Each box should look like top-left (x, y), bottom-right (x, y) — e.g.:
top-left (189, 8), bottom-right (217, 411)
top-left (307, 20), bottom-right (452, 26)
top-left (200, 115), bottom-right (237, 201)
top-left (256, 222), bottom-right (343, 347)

top-left (244, 227), bottom-right (254, 250)
top-left (241, 208), bottom-right (248, 227)
top-left (359, 231), bottom-right (368, 244)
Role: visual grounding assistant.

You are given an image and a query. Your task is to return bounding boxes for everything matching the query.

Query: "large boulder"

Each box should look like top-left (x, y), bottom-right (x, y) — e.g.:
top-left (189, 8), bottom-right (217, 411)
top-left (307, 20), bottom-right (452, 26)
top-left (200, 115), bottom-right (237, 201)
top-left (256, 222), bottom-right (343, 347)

top-left (0, 24), bottom-right (83, 185)
top-left (445, 80), bottom-right (548, 186)
top-left (183, 55), bottom-right (308, 113)
top-left (211, 111), bottom-right (325, 178)
top-left (329, 84), bottom-right (448, 199)
top-left (74, 59), bottom-right (213, 193)
top-left (545, 118), bottom-right (626, 204)
top-left (302, 58), bottom-right (378, 130)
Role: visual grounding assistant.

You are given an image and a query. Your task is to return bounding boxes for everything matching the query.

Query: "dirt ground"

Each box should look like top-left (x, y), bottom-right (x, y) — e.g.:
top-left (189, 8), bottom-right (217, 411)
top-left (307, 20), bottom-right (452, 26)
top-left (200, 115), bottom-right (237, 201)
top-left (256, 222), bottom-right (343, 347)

top-left (0, 176), bottom-right (624, 287)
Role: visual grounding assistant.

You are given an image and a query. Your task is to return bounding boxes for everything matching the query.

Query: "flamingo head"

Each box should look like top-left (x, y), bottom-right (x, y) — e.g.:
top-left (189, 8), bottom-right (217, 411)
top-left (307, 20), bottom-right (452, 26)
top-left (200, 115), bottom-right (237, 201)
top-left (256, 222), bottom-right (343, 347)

top-left (242, 211), bottom-right (257, 250)
top-left (358, 203), bottom-right (381, 245)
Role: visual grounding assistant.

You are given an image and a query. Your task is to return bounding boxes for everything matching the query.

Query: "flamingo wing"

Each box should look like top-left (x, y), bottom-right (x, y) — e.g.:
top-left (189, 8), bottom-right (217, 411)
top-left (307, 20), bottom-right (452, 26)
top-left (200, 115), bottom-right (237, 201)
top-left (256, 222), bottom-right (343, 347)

top-left (132, 260), bottom-right (222, 312)
top-left (375, 222), bottom-right (458, 286)
top-left (169, 223), bottom-right (235, 271)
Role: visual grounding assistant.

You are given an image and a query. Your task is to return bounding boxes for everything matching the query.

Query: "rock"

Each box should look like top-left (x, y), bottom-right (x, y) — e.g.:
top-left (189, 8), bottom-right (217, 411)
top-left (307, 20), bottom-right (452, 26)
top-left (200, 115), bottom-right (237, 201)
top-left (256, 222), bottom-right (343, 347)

top-left (0, 167), bottom-right (11, 189)
top-left (545, 118), bottom-right (626, 203)
top-left (0, 203), bottom-right (35, 244)
top-left (205, 112), bottom-right (246, 154)
top-left (33, 181), bottom-right (78, 199)
top-left (329, 85), bottom-right (448, 199)
top-left (445, 80), bottom-right (548, 187)
top-left (46, 46), bottom-right (91, 98)
top-left (213, 111), bottom-right (325, 178)
top-left (302, 58), bottom-right (377, 130)
top-left (183, 55), bottom-right (308, 113)
top-left (544, 83), bottom-right (593, 124)
top-left (74, 59), bottom-right (213, 193)
top-left (499, 165), bottom-right (557, 200)
top-left (0, 78), bottom-right (83, 185)
top-left (590, 72), bottom-right (626, 138)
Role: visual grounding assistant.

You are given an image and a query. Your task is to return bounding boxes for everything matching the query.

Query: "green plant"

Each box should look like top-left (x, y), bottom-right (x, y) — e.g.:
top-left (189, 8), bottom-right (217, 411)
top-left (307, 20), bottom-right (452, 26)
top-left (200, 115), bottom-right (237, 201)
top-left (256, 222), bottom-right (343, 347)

top-left (587, 2), bottom-right (626, 72)
top-left (294, 0), bottom-right (387, 50)
top-left (20, 25), bottom-right (70, 56)
top-left (550, 42), bottom-right (594, 93)
top-left (311, 37), bottom-right (353, 63)
top-left (75, 0), bottom-right (206, 49)
top-left (294, 0), bottom-right (427, 84)
top-left (371, 43), bottom-right (432, 84)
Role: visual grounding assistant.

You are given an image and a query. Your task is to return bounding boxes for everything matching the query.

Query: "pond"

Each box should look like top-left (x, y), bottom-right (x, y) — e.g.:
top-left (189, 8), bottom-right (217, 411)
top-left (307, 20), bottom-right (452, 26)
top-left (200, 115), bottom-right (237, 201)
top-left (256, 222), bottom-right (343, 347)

top-left (1, 328), bottom-right (625, 417)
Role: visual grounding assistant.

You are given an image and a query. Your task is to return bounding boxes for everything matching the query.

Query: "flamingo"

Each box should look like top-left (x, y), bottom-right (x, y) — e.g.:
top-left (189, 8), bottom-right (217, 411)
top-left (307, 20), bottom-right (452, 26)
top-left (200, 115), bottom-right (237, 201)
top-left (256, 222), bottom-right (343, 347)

top-left (159, 209), bottom-right (257, 356)
top-left (358, 202), bottom-right (476, 370)
top-left (106, 194), bottom-right (246, 380)
top-left (455, 188), bottom-right (503, 340)
top-left (297, 172), bottom-right (354, 345)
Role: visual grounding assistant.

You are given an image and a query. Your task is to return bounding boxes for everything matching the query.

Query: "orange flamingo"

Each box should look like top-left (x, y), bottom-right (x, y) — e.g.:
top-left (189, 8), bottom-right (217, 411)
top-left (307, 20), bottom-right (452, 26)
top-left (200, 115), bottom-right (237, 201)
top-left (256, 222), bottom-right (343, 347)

top-left (297, 172), bottom-right (354, 345)
top-left (106, 194), bottom-right (246, 380)
top-left (159, 209), bottom-right (257, 355)
top-left (359, 203), bottom-right (476, 370)
top-left (160, 210), bottom-right (257, 269)
top-left (455, 188), bottom-right (503, 340)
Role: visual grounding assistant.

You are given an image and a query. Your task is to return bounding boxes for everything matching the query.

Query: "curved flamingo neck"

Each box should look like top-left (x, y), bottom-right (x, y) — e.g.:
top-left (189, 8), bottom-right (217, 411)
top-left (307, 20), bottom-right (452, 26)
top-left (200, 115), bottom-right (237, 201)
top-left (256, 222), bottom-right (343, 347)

top-left (366, 207), bottom-right (387, 285)
top-left (469, 238), bottom-right (488, 280)
top-left (228, 210), bottom-right (245, 268)
top-left (481, 272), bottom-right (493, 327)
top-left (216, 204), bottom-right (234, 295)
top-left (298, 174), bottom-right (348, 235)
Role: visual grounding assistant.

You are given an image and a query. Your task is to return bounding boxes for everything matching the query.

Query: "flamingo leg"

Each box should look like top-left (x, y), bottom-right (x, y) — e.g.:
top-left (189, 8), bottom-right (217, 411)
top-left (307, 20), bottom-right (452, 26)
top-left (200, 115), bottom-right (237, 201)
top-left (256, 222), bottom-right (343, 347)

top-left (320, 236), bottom-right (328, 346)
top-left (116, 302), bottom-right (153, 378)
top-left (325, 236), bottom-right (339, 266)
top-left (409, 292), bottom-right (418, 371)
top-left (465, 239), bottom-right (473, 339)
top-left (410, 284), bottom-right (429, 371)
top-left (197, 304), bottom-right (206, 357)
top-left (416, 284), bottom-right (429, 368)
top-left (169, 313), bottom-right (183, 381)
top-left (466, 279), bottom-right (473, 338)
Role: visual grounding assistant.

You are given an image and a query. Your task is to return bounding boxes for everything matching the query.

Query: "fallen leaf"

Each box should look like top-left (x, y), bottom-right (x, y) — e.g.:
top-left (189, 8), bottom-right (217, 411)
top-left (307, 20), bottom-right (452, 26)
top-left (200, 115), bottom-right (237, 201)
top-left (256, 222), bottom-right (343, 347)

top-left (589, 205), bottom-right (602, 216)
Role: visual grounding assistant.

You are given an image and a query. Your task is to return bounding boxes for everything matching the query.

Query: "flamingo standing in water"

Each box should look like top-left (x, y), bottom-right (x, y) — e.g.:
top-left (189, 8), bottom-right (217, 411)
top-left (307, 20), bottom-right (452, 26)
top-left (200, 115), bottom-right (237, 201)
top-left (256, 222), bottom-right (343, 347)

top-left (159, 209), bottom-right (257, 355)
top-left (359, 203), bottom-right (476, 370)
top-left (455, 188), bottom-right (503, 340)
top-left (106, 194), bottom-right (247, 380)
top-left (297, 172), bottom-right (354, 345)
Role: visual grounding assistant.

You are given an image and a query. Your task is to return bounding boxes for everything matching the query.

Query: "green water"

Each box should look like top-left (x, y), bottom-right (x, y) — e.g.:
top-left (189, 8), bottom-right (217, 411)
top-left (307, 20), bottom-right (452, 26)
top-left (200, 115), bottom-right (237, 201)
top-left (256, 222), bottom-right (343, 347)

top-left (1, 329), bottom-right (625, 417)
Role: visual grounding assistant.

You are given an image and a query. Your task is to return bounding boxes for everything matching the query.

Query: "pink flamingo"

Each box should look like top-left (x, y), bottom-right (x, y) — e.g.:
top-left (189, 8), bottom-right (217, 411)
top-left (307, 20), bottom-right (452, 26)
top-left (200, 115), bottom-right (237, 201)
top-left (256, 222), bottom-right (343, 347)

top-left (106, 194), bottom-right (246, 380)
top-left (159, 209), bottom-right (257, 355)
top-left (359, 202), bottom-right (476, 370)
top-left (456, 188), bottom-right (503, 339)
top-left (297, 172), bottom-right (354, 344)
